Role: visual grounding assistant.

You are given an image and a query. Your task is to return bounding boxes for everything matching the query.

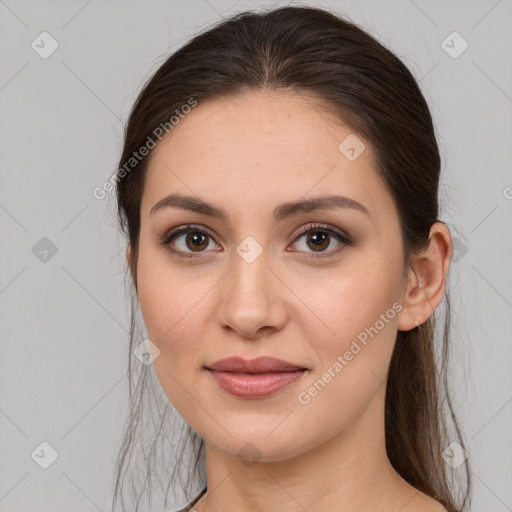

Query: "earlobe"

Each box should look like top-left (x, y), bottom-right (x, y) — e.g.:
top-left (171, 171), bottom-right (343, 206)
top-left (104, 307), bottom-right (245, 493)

top-left (397, 222), bottom-right (452, 331)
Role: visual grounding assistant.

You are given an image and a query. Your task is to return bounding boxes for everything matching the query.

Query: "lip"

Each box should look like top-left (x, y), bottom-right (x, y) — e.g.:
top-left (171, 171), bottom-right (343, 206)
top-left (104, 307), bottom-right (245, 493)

top-left (206, 356), bottom-right (307, 373)
top-left (205, 356), bottom-right (308, 398)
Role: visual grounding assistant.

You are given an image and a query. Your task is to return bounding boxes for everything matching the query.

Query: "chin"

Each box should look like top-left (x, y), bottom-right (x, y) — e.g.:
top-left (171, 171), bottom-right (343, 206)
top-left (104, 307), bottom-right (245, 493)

top-left (205, 424), bottom-right (317, 464)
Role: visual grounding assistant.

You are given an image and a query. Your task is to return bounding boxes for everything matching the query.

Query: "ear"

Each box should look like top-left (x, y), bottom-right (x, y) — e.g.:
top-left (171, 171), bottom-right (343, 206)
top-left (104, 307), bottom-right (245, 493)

top-left (126, 244), bottom-right (135, 281)
top-left (397, 222), bottom-right (452, 331)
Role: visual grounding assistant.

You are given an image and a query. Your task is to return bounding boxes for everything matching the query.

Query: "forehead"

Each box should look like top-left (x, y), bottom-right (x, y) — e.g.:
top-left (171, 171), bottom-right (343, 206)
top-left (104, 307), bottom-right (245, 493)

top-left (141, 90), bottom-right (394, 222)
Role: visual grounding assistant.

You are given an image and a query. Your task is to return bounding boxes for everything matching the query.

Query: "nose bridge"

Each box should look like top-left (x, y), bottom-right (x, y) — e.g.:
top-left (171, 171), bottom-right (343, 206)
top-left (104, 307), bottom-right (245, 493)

top-left (233, 242), bottom-right (271, 296)
top-left (229, 229), bottom-right (273, 292)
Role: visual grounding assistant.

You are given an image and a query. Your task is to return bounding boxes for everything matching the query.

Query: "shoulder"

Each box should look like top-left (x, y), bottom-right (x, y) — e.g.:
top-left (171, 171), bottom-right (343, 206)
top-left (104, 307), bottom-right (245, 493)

top-left (393, 478), bottom-right (450, 512)
top-left (405, 493), bottom-right (450, 512)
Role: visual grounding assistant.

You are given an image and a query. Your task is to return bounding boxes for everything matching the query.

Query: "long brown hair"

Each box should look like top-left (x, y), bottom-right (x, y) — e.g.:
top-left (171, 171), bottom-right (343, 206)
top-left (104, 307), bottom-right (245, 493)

top-left (111, 6), bottom-right (471, 511)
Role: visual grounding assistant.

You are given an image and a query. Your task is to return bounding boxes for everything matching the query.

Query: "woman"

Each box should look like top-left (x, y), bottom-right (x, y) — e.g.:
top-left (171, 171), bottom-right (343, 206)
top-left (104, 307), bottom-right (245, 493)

top-left (112, 6), bottom-right (471, 512)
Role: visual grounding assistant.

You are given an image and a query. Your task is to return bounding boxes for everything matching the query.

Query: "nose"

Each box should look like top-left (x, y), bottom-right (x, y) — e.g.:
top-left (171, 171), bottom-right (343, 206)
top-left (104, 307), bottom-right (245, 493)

top-left (215, 248), bottom-right (287, 339)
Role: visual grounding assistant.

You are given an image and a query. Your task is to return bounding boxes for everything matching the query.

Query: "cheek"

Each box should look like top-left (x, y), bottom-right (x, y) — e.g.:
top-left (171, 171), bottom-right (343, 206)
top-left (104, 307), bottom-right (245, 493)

top-left (136, 258), bottom-right (210, 417)
top-left (305, 284), bottom-right (399, 383)
top-left (136, 251), bottom-right (210, 366)
top-left (294, 256), bottom-right (401, 401)
top-left (295, 297), bottom-right (399, 436)
top-left (295, 252), bottom-right (401, 346)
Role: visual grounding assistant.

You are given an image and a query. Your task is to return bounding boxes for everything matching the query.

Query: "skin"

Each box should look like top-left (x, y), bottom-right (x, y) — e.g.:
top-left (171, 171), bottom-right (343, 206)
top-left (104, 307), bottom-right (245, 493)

top-left (127, 89), bottom-right (452, 511)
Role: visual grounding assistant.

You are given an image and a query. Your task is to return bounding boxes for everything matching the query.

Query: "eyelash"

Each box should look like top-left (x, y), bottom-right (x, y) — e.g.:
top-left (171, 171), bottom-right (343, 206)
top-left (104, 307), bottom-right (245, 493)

top-left (158, 223), bottom-right (352, 260)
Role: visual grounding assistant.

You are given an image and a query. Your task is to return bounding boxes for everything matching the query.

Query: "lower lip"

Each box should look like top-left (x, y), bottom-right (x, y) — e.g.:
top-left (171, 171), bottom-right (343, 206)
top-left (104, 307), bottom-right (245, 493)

top-left (207, 370), bottom-right (307, 398)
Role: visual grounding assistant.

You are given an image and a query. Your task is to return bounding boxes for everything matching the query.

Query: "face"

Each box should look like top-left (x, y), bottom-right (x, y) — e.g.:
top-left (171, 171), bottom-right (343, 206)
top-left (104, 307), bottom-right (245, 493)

top-left (134, 90), bottom-right (408, 461)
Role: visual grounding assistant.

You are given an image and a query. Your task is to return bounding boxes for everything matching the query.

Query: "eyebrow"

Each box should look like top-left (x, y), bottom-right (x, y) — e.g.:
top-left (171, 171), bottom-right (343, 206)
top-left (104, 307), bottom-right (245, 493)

top-left (150, 193), bottom-right (370, 223)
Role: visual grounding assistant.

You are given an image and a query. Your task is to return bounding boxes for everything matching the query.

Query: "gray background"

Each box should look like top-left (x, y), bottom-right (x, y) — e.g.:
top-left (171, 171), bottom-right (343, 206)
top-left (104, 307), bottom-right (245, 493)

top-left (1, 0), bottom-right (511, 510)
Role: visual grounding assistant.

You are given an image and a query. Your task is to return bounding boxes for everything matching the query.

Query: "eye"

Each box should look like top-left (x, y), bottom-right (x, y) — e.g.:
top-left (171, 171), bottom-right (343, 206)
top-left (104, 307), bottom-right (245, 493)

top-left (289, 223), bottom-right (351, 259)
top-left (159, 224), bottom-right (220, 259)
top-left (159, 222), bottom-right (352, 260)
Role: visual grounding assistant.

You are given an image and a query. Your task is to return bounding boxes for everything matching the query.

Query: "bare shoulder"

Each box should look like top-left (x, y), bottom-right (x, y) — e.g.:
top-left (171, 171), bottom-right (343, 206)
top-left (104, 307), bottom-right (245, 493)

top-left (424, 496), bottom-right (449, 512)
top-left (391, 477), bottom-right (450, 512)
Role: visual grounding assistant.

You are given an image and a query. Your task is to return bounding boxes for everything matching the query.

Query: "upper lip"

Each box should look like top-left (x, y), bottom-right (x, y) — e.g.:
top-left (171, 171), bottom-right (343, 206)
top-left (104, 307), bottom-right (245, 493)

top-left (206, 356), bottom-right (307, 373)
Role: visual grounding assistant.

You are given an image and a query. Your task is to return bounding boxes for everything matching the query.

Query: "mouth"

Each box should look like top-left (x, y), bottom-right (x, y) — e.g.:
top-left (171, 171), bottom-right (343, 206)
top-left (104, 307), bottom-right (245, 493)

top-left (205, 355), bottom-right (308, 373)
top-left (205, 356), bottom-right (309, 398)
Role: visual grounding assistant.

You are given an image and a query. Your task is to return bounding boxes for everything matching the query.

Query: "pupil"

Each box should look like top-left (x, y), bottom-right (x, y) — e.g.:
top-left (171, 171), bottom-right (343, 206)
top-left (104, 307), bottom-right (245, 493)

top-left (187, 232), bottom-right (207, 251)
top-left (309, 232), bottom-right (329, 251)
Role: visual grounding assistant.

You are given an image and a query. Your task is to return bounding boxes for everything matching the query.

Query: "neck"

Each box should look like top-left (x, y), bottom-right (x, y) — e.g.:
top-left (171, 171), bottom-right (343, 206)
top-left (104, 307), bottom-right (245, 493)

top-left (195, 386), bottom-right (417, 512)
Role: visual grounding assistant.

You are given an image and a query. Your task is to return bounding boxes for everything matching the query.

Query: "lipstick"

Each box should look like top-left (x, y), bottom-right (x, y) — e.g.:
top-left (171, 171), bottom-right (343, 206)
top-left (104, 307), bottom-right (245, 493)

top-left (205, 356), bottom-right (308, 398)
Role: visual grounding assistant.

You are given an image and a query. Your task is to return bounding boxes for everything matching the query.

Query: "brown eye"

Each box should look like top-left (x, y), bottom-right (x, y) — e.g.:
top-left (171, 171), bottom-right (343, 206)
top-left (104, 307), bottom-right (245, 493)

top-left (184, 231), bottom-right (209, 252)
top-left (160, 224), bottom-right (219, 258)
top-left (160, 222), bottom-right (351, 260)
top-left (290, 223), bottom-right (351, 259)
top-left (305, 231), bottom-right (330, 252)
